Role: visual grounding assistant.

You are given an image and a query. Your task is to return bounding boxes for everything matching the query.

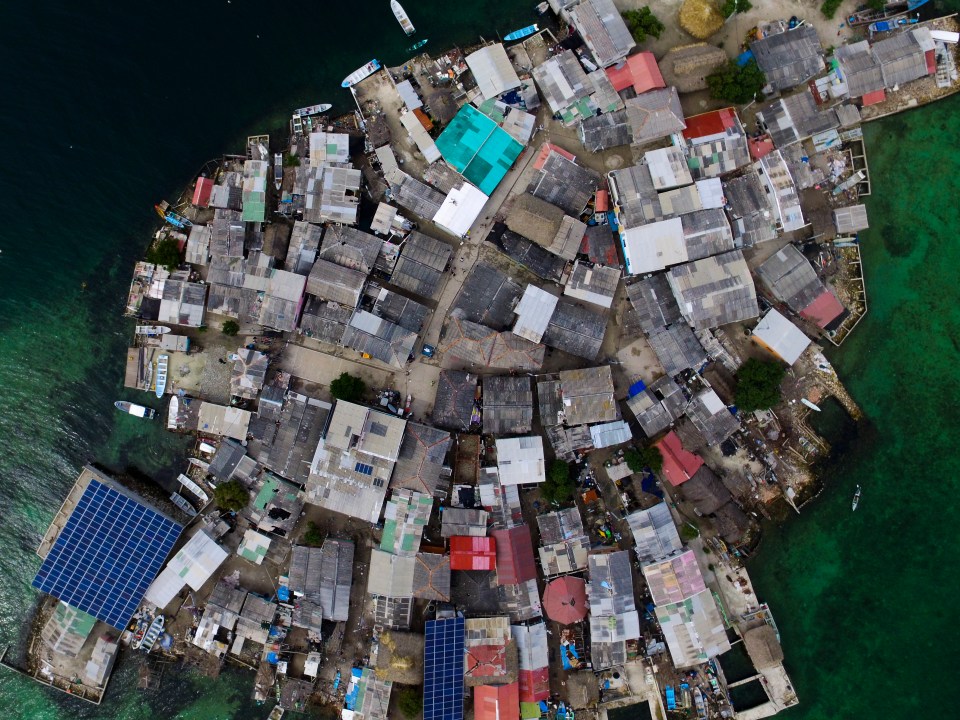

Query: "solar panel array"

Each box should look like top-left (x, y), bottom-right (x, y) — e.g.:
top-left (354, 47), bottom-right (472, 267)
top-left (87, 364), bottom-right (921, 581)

top-left (33, 479), bottom-right (183, 630)
top-left (424, 616), bottom-right (465, 720)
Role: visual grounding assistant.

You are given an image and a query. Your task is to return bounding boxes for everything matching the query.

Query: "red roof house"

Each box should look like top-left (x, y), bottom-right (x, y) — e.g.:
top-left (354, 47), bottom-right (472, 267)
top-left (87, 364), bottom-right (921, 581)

top-left (861, 89), bottom-right (886, 107)
top-left (450, 535), bottom-right (497, 571)
top-left (192, 177), bottom-right (214, 208)
top-left (519, 667), bottom-right (550, 703)
top-left (491, 526), bottom-right (537, 585)
top-left (533, 142), bottom-right (577, 170)
top-left (682, 107), bottom-right (739, 141)
top-left (594, 189), bottom-right (609, 212)
top-left (606, 52), bottom-right (665, 94)
top-left (800, 289), bottom-right (846, 329)
top-left (656, 431), bottom-right (704, 487)
top-left (475, 682), bottom-right (520, 720)
top-left (748, 134), bottom-right (776, 161)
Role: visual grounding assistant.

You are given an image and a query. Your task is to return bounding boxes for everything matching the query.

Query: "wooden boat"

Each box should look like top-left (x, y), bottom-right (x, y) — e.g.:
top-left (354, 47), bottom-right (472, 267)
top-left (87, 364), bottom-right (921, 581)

top-left (130, 617), bottom-right (149, 649)
top-left (140, 615), bottom-right (165, 652)
top-left (408, 38), bottom-right (428, 53)
top-left (292, 102), bottom-right (332, 117)
top-left (694, 687), bottom-right (708, 720)
top-left (135, 325), bottom-right (171, 336)
top-left (800, 398), bottom-right (821, 412)
top-left (391, 0), bottom-right (415, 36)
top-left (505, 24), bottom-right (538, 41)
top-left (848, 0), bottom-right (928, 27)
top-left (155, 354), bottom-right (169, 399)
top-left (852, 484), bottom-right (861, 511)
top-left (342, 59), bottom-right (382, 88)
top-left (114, 401), bottom-right (156, 420)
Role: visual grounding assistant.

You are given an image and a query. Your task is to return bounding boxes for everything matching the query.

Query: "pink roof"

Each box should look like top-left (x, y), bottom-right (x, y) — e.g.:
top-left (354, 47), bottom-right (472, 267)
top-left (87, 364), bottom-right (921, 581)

top-left (533, 143), bottom-right (576, 170)
top-left (492, 526), bottom-right (537, 585)
top-left (861, 89), bottom-right (886, 107)
top-left (192, 177), bottom-right (213, 208)
top-left (475, 682), bottom-right (520, 720)
top-left (800, 289), bottom-right (846, 329)
top-left (518, 668), bottom-right (550, 703)
top-left (450, 535), bottom-right (497, 570)
top-left (656, 431), bottom-right (704, 487)
top-left (467, 644), bottom-right (510, 679)
top-left (606, 52), bottom-right (665, 94)
top-left (749, 134), bottom-right (776, 161)
top-left (542, 576), bottom-right (588, 624)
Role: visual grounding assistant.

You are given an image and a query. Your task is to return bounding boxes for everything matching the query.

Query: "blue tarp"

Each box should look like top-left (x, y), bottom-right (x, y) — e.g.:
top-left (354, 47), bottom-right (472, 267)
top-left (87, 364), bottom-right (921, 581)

top-left (266, 652), bottom-right (278, 665)
top-left (736, 49), bottom-right (754, 66)
top-left (606, 211), bottom-right (618, 229)
top-left (560, 643), bottom-right (580, 670)
top-left (666, 685), bottom-right (677, 710)
top-left (641, 471), bottom-right (663, 498)
top-left (277, 586), bottom-right (290, 602)
top-left (628, 379), bottom-right (647, 397)
top-left (344, 669), bottom-right (363, 710)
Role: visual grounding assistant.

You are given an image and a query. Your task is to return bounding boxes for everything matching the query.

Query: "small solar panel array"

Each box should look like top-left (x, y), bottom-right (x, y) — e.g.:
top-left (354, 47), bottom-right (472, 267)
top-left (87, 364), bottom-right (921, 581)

top-left (424, 616), bottom-right (465, 720)
top-left (32, 479), bottom-right (183, 630)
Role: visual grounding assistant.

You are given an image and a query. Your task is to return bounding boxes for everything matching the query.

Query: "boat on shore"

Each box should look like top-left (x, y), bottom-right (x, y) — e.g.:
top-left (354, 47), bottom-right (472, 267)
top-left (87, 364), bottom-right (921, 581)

top-left (852, 484), bottom-right (861, 511)
top-left (342, 59), bottom-right (382, 88)
top-left (408, 38), bottom-right (428, 53)
top-left (273, 153), bottom-right (283, 191)
top-left (391, 0), bottom-right (415, 35)
top-left (114, 401), bottom-right (156, 420)
top-left (155, 354), bottom-right (169, 399)
top-left (800, 398), bottom-right (821, 412)
top-left (694, 687), bottom-right (707, 720)
top-left (136, 325), bottom-right (170, 336)
top-left (848, 0), bottom-right (928, 27)
top-left (140, 615), bottom-right (165, 652)
top-left (505, 24), bottom-right (538, 41)
top-left (869, 15), bottom-right (918, 33)
top-left (292, 102), bottom-right (332, 117)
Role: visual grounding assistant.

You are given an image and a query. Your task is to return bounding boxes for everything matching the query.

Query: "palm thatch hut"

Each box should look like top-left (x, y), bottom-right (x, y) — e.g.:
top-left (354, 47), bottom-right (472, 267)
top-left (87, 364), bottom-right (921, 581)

top-left (660, 43), bottom-right (730, 93)
top-left (679, 0), bottom-right (725, 40)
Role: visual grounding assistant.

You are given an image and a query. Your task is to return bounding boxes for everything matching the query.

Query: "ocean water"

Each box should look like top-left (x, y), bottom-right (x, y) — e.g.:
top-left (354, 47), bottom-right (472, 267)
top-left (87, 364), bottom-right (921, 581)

top-left (1, 1), bottom-right (958, 719)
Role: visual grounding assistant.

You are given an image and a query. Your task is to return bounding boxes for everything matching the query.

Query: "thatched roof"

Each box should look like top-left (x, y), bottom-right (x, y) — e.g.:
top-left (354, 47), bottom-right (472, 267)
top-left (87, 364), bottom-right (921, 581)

top-left (679, 465), bottom-right (731, 515)
top-left (660, 43), bottom-right (730, 93)
top-left (743, 625), bottom-right (784, 670)
top-left (713, 501), bottom-right (749, 545)
top-left (374, 631), bottom-right (426, 684)
top-left (679, 0), bottom-right (725, 40)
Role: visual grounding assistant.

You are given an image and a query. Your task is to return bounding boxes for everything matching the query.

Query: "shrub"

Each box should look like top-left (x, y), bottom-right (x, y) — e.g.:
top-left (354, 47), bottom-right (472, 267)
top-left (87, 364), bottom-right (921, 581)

top-left (542, 460), bottom-right (574, 505)
top-left (735, 357), bottom-right (786, 412)
top-left (146, 236), bottom-right (181, 271)
top-left (330, 372), bottom-right (366, 403)
top-left (821, 0), bottom-right (843, 19)
top-left (721, 0), bottom-right (753, 18)
top-left (680, 523), bottom-right (700, 541)
top-left (213, 480), bottom-right (249, 512)
top-left (706, 59), bottom-right (766, 103)
top-left (397, 687), bottom-right (423, 719)
top-left (622, 7), bottom-right (665, 44)
top-left (222, 320), bottom-right (239, 336)
top-left (302, 521), bottom-right (324, 547)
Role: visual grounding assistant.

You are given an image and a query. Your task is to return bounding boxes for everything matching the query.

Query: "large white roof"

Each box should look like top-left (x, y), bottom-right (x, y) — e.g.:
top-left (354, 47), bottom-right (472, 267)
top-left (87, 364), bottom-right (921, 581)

top-left (621, 216), bottom-right (685, 275)
top-left (753, 308), bottom-right (811, 365)
top-left (496, 436), bottom-right (546, 486)
top-left (434, 183), bottom-right (488, 238)
top-left (144, 530), bottom-right (228, 609)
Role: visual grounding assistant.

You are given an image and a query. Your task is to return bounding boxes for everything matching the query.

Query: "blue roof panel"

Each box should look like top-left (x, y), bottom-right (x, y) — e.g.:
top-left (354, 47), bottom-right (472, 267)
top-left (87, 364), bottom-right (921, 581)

top-left (32, 478), bottom-right (183, 630)
top-left (423, 616), bottom-right (465, 720)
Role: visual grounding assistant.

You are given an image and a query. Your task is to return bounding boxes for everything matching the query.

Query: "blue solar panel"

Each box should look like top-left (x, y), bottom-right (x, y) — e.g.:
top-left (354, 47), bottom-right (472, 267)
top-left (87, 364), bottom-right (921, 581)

top-left (423, 617), bottom-right (465, 720)
top-left (32, 478), bottom-right (183, 630)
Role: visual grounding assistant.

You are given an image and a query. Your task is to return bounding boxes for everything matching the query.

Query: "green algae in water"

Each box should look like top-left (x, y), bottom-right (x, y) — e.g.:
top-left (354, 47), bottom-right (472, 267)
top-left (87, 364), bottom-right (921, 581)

top-left (747, 92), bottom-right (960, 719)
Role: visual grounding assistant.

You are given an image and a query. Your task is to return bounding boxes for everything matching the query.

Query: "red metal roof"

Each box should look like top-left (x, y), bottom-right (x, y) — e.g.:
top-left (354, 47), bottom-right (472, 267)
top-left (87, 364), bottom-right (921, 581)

top-left (466, 643), bottom-right (510, 679)
top-left (450, 535), bottom-right (497, 571)
top-left (605, 52), bottom-right (665, 94)
top-left (861, 89), bottom-right (886, 107)
top-left (925, 49), bottom-right (936, 76)
top-left (542, 576), bottom-right (588, 624)
top-left (518, 668), bottom-right (550, 703)
top-left (491, 526), bottom-right (537, 585)
top-left (656, 431), bottom-right (704, 487)
top-left (192, 177), bottom-right (213, 208)
top-left (475, 682), bottom-right (520, 720)
top-left (800, 289), bottom-right (846, 329)
top-left (749, 134), bottom-right (776, 161)
top-left (533, 142), bottom-right (576, 170)
top-left (682, 107), bottom-right (738, 141)
top-left (594, 189), bottom-right (610, 212)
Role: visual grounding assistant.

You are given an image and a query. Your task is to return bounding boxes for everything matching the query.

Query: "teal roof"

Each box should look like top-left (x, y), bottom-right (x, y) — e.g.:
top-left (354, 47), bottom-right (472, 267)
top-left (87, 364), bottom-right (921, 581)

top-left (435, 105), bottom-right (524, 196)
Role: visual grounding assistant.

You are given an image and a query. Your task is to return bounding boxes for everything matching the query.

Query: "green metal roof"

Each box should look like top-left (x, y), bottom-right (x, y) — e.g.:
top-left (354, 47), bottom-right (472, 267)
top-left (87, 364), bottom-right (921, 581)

top-left (435, 104), bottom-right (523, 195)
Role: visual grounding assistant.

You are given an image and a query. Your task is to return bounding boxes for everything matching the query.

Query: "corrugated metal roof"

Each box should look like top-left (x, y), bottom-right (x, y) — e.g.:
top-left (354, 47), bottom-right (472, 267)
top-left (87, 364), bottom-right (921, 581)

top-left (466, 44), bottom-right (522, 100)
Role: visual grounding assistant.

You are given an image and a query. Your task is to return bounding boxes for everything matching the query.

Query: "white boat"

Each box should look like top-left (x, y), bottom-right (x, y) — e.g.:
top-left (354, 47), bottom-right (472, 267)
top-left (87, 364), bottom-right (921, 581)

top-left (177, 473), bottom-right (210, 504)
top-left (341, 59), bottom-right (382, 88)
top-left (155, 354), bottom-right (169, 399)
top-left (292, 102), bottom-right (332, 117)
top-left (141, 615), bottom-right (165, 652)
top-left (800, 398), bottom-right (821, 412)
top-left (136, 325), bottom-right (170, 336)
top-left (114, 401), bottom-right (156, 420)
top-left (273, 153), bottom-right (284, 191)
top-left (852, 484), bottom-right (861, 511)
top-left (391, 0), bottom-right (415, 35)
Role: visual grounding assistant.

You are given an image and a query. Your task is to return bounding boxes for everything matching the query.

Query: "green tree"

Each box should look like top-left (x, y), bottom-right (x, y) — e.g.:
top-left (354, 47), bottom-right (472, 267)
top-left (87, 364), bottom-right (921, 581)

top-left (282, 152), bottom-right (301, 167)
top-left (706, 59), bottom-right (766, 103)
top-left (721, 0), bottom-right (753, 18)
top-left (396, 687), bottom-right (423, 719)
top-left (734, 357), bottom-right (786, 412)
top-left (821, 0), bottom-right (843, 19)
top-left (146, 236), bottom-right (182, 271)
top-left (621, 7), bottom-right (665, 44)
top-left (330, 372), bottom-right (367, 403)
top-left (680, 523), bottom-right (700, 541)
top-left (625, 446), bottom-right (663, 474)
top-left (302, 521), bottom-right (324, 547)
top-left (542, 460), bottom-right (575, 506)
top-left (221, 319), bottom-right (239, 336)
top-left (213, 480), bottom-right (249, 512)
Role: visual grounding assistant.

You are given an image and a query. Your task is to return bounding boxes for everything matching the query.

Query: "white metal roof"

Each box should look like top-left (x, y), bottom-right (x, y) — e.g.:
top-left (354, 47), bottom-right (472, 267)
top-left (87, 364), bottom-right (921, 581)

top-left (752, 308), bottom-right (811, 365)
top-left (621, 216), bottom-right (685, 275)
top-left (513, 285), bottom-right (559, 343)
top-left (144, 530), bottom-right (228, 609)
top-left (466, 44), bottom-right (522, 100)
top-left (434, 183), bottom-right (489, 238)
top-left (396, 79), bottom-right (423, 111)
top-left (644, 146), bottom-right (692, 189)
top-left (495, 436), bottom-right (546, 486)
top-left (695, 178), bottom-right (725, 209)
top-left (400, 111), bottom-right (441, 163)
top-left (589, 420), bottom-right (632, 448)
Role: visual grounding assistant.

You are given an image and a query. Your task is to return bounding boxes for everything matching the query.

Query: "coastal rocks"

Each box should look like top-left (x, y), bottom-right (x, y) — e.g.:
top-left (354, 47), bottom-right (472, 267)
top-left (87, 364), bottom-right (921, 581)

top-left (679, 0), bottom-right (724, 40)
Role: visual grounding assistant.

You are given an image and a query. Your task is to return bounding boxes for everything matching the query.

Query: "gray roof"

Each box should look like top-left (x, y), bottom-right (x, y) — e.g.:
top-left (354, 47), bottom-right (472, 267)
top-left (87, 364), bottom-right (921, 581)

top-left (256, 391), bottom-right (332, 485)
top-left (684, 112), bottom-right (752, 179)
top-left (759, 91), bottom-right (840, 148)
top-left (319, 226), bottom-right (384, 274)
top-left (556, 366), bottom-right (617, 426)
top-left (626, 502), bottom-right (684, 563)
top-left (306, 259), bottom-right (365, 307)
top-left (647, 324), bottom-right (707, 376)
top-left (412, 553), bottom-right (451, 601)
top-left (755, 244), bottom-right (825, 312)
top-left (680, 209), bottom-right (735, 261)
top-left (835, 41), bottom-right (885, 98)
top-left (390, 231), bottom-right (452, 299)
top-left (667, 250), bottom-right (759, 330)
top-left (543, 297), bottom-right (608, 360)
top-left (442, 317), bottom-right (546, 371)
top-left (298, 295), bottom-right (352, 344)
top-left (537, 506), bottom-right (585, 544)
top-left (873, 27), bottom-right (932, 88)
top-left (537, 380), bottom-right (564, 427)
top-left (494, 227), bottom-right (567, 282)
top-left (532, 49), bottom-right (590, 115)
top-left (450, 261), bottom-right (524, 331)
top-left (483, 375), bottom-right (534, 435)
top-left (527, 150), bottom-right (600, 215)
top-left (833, 204), bottom-right (869, 233)
top-left (608, 163), bottom-right (661, 227)
top-left (685, 393), bottom-right (740, 447)
top-left (750, 26), bottom-right (825, 92)
top-left (391, 423), bottom-right (453, 496)
top-left (341, 310), bottom-right (417, 368)
top-left (210, 217), bottom-right (245, 258)
top-left (285, 222), bottom-right (323, 275)
top-left (626, 375), bottom-right (687, 437)
top-left (372, 595), bottom-right (413, 629)
top-left (624, 88), bottom-right (686, 146)
top-left (431, 370), bottom-right (479, 431)
top-left (545, 424), bottom-right (594, 462)
top-left (563, 261), bottom-right (620, 309)
top-left (580, 110), bottom-right (632, 152)
top-left (368, 550), bottom-right (415, 598)
top-left (724, 172), bottom-right (769, 219)
top-left (732, 213), bottom-right (778, 248)
top-left (440, 507), bottom-right (489, 538)
top-left (287, 540), bottom-right (354, 622)
top-left (209, 439), bottom-right (249, 482)
top-left (389, 171), bottom-right (445, 220)
top-left (569, 0), bottom-right (636, 68)
top-left (372, 289), bottom-right (430, 333)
